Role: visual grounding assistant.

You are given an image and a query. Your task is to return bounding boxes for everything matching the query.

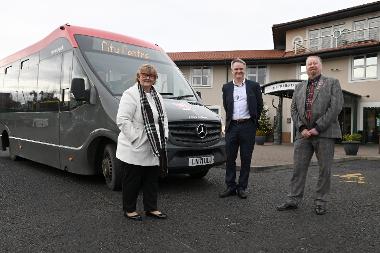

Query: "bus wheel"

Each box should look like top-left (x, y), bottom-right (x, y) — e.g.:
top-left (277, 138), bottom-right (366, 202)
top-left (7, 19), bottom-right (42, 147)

top-left (189, 168), bottom-right (209, 179)
top-left (101, 144), bottom-right (122, 191)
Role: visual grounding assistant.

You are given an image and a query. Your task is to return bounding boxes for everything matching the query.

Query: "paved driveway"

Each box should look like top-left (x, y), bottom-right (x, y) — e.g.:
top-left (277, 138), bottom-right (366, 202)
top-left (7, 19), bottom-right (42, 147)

top-left (0, 150), bottom-right (379, 252)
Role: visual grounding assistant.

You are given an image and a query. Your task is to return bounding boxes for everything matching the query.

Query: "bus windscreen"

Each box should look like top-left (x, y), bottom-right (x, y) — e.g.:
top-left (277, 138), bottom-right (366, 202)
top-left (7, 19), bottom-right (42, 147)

top-left (75, 35), bottom-right (196, 99)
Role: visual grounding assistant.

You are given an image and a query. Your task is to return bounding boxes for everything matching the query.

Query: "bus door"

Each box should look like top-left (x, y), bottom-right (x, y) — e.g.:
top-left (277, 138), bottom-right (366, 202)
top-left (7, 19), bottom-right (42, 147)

top-left (17, 54), bottom-right (62, 168)
top-left (59, 52), bottom-right (95, 174)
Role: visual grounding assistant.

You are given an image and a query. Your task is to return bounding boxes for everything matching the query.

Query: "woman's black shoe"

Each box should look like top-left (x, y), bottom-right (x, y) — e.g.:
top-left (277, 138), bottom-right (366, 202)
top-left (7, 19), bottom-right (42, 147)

top-left (124, 212), bottom-right (143, 221)
top-left (145, 211), bottom-right (167, 219)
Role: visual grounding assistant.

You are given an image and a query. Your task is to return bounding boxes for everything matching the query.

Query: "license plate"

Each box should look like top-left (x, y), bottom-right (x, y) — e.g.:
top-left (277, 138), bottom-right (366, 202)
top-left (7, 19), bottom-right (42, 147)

top-left (188, 156), bottom-right (214, 167)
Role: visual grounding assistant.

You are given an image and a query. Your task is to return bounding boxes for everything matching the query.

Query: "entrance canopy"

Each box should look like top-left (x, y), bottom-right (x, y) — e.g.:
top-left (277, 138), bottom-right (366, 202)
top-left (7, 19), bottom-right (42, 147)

top-left (262, 80), bottom-right (301, 98)
top-left (262, 79), bottom-right (361, 99)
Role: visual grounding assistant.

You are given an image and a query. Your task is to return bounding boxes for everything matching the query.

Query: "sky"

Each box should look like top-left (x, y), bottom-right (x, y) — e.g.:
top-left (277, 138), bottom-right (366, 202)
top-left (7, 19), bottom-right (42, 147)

top-left (0, 0), bottom-right (378, 60)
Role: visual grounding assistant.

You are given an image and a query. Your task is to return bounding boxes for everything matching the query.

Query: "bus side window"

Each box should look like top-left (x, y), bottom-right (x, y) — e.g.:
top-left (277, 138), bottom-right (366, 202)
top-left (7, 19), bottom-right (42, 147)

top-left (69, 57), bottom-right (90, 109)
top-left (60, 51), bottom-right (73, 111)
top-left (0, 67), bottom-right (5, 112)
top-left (3, 63), bottom-right (20, 111)
top-left (37, 55), bottom-right (62, 112)
top-left (19, 55), bottom-right (39, 112)
top-left (0, 67), bottom-right (4, 88)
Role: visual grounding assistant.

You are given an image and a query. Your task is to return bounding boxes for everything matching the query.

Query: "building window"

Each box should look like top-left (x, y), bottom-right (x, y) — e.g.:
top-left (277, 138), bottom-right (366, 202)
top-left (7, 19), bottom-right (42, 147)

top-left (320, 27), bottom-right (332, 49)
top-left (309, 29), bottom-right (320, 51)
top-left (369, 17), bottom-right (380, 40)
top-left (354, 20), bottom-right (366, 41)
top-left (247, 66), bottom-right (266, 84)
top-left (333, 24), bottom-right (349, 47)
top-left (308, 24), bottom-right (345, 51)
top-left (353, 17), bottom-right (380, 41)
top-left (352, 53), bottom-right (378, 80)
top-left (299, 64), bottom-right (308, 80)
top-left (293, 36), bottom-right (303, 50)
top-left (190, 66), bottom-right (212, 87)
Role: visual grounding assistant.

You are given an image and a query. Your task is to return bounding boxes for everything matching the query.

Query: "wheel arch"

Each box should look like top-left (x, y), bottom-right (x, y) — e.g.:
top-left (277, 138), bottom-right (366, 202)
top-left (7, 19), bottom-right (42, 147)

top-left (0, 123), bottom-right (11, 151)
top-left (87, 135), bottom-right (116, 175)
top-left (1, 130), bottom-right (10, 151)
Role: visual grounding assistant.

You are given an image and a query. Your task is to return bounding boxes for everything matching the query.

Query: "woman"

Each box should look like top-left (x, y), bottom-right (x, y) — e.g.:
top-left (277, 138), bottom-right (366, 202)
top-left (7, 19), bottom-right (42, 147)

top-left (116, 64), bottom-right (168, 221)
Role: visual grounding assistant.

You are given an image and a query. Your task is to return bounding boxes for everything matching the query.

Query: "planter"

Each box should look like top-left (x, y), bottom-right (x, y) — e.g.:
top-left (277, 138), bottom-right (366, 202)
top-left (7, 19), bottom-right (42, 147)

top-left (342, 141), bottom-right (360, 155)
top-left (255, 135), bottom-right (265, 145)
top-left (265, 134), bottom-right (274, 143)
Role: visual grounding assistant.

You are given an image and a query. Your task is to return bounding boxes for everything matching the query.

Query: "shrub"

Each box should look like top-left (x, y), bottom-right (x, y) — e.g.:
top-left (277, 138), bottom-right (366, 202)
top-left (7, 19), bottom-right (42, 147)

top-left (342, 133), bottom-right (362, 142)
top-left (257, 105), bottom-right (272, 136)
top-left (256, 129), bottom-right (266, 136)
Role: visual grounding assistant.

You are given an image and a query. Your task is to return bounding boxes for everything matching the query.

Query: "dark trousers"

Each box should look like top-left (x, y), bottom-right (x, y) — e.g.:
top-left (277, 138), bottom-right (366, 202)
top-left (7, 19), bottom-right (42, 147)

top-left (225, 120), bottom-right (256, 190)
top-left (122, 163), bottom-right (159, 213)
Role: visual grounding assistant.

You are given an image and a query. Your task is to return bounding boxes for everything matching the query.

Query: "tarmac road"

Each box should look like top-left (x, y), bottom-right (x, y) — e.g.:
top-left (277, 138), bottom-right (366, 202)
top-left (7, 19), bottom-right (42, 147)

top-left (0, 150), bottom-right (379, 253)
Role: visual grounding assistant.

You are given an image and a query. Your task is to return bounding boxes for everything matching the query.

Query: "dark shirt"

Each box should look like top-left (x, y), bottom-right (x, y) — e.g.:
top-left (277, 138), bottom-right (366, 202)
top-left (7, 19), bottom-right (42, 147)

top-left (305, 75), bottom-right (321, 122)
top-left (299, 75), bottom-right (321, 133)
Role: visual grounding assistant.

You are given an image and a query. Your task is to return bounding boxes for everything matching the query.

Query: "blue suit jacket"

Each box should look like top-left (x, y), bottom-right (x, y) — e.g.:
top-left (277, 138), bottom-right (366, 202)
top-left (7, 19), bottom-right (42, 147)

top-left (222, 79), bottom-right (263, 132)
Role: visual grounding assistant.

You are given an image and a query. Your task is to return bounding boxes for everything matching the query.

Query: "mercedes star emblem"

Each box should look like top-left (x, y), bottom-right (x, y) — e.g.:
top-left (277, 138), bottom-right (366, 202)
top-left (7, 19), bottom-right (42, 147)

top-left (196, 124), bottom-right (207, 139)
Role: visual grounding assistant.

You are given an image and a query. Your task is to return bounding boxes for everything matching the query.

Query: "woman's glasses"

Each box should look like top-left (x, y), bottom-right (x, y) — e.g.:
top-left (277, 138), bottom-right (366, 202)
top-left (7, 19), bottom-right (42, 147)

top-left (140, 73), bottom-right (157, 79)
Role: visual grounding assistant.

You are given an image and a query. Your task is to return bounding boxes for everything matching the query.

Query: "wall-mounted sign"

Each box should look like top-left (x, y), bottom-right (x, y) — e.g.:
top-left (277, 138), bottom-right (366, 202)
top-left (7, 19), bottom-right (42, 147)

top-left (264, 81), bottom-right (301, 94)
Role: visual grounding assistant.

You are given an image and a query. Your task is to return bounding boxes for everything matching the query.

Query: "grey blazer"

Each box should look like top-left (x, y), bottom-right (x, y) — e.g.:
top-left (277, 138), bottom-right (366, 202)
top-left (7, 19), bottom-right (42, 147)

top-left (291, 75), bottom-right (344, 140)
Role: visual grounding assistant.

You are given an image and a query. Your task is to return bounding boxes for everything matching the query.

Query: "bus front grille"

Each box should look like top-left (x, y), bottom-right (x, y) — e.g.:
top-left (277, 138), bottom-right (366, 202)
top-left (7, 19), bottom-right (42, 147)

top-left (169, 121), bottom-right (221, 146)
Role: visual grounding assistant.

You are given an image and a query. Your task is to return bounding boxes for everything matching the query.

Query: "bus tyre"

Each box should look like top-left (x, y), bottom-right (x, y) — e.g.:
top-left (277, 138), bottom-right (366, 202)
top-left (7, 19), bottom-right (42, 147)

top-left (102, 144), bottom-right (122, 191)
top-left (189, 169), bottom-right (209, 179)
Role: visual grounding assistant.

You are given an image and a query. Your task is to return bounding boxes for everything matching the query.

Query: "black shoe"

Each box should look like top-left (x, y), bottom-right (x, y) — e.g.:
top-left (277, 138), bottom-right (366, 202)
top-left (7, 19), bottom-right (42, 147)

top-left (276, 202), bottom-right (298, 211)
top-left (237, 189), bottom-right (248, 199)
top-left (314, 205), bottom-right (327, 215)
top-left (124, 212), bottom-right (143, 221)
top-left (219, 188), bottom-right (236, 198)
top-left (145, 211), bottom-right (167, 219)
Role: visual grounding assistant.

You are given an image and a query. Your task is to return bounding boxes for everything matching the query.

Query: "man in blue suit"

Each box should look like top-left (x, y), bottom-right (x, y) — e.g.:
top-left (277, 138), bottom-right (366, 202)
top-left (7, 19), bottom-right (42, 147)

top-left (220, 58), bottom-right (263, 199)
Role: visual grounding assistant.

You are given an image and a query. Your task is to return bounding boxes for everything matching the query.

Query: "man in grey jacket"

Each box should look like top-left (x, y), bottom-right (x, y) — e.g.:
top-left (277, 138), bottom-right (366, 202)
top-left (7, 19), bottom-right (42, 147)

top-left (277, 55), bottom-right (343, 215)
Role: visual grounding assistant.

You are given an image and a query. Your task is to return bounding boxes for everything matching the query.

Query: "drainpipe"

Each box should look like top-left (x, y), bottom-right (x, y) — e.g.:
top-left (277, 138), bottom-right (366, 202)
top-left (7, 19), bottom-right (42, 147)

top-left (225, 61), bottom-right (229, 83)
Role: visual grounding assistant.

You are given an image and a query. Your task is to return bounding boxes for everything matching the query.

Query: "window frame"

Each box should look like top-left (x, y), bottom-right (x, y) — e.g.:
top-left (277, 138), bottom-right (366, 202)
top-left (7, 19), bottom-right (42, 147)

top-left (246, 65), bottom-right (267, 84)
top-left (190, 66), bottom-right (212, 88)
top-left (308, 24), bottom-right (346, 51)
top-left (353, 16), bottom-right (380, 41)
top-left (298, 63), bottom-right (308, 80)
top-left (292, 36), bottom-right (303, 50)
top-left (351, 53), bottom-right (378, 81)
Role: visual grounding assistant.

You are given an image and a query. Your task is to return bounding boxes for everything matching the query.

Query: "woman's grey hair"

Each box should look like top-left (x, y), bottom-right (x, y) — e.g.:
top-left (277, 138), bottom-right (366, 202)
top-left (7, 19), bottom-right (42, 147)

top-left (135, 64), bottom-right (158, 84)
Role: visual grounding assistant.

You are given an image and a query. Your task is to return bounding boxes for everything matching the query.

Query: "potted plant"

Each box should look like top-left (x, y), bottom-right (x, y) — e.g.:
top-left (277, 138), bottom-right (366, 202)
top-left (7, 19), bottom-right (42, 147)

top-left (255, 129), bottom-right (266, 145)
top-left (255, 106), bottom-right (272, 145)
top-left (342, 133), bottom-right (362, 155)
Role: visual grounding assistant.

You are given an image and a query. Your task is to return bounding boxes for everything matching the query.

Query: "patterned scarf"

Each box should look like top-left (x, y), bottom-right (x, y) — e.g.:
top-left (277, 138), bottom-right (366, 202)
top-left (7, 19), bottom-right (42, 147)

top-left (138, 84), bottom-right (167, 176)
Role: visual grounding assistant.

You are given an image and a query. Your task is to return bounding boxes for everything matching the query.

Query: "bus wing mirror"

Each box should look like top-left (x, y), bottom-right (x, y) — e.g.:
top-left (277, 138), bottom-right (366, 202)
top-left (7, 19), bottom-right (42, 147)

top-left (71, 78), bottom-right (88, 101)
top-left (196, 91), bottom-right (202, 98)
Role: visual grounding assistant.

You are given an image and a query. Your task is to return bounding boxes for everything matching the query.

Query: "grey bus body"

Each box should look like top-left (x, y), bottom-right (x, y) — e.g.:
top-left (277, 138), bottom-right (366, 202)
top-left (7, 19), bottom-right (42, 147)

top-left (0, 25), bottom-right (225, 190)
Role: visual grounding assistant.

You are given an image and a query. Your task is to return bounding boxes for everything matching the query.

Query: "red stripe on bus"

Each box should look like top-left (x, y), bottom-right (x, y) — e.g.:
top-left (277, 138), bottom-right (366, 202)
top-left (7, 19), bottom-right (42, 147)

top-left (0, 24), bottom-right (161, 66)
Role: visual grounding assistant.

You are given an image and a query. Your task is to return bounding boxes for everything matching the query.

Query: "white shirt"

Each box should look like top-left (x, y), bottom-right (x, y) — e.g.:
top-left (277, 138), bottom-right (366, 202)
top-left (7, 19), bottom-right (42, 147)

top-left (232, 79), bottom-right (250, 120)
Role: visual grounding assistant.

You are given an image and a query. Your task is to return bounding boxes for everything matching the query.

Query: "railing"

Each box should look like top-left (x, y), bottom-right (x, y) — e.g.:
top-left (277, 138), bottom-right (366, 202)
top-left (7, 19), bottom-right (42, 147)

top-left (294, 26), bottom-right (380, 54)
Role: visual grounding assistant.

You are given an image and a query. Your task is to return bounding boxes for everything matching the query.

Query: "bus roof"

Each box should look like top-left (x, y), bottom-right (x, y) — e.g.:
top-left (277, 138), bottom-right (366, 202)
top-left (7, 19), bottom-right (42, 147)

top-left (0, 24), bottom-right (162, 67)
